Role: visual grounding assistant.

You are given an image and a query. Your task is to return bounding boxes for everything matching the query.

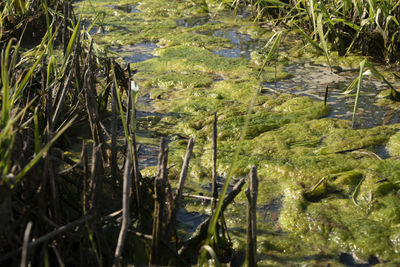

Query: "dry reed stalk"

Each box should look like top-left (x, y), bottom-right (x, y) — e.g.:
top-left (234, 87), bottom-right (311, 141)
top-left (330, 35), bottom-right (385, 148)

top-left (0, 210), bottom-right (123, 263)
top-left (51, 69), bottom-right (73, 127)
top-left (246, 166), bottom-right (258, 267)
top-left (81, 141), bottom-right (89, 213)
top-left (164, 138), bottom-right (195, 248)
top-left (150, 138), bottom-right (168, 265)
top-left (111, 82), bottom-right (118, 183)
top-left (212, 112), bottom-right (218, 211)
top-left (89, 144), bottom-right (103, 210)
top-left (112, 149), bottom-right (131, 267)
top-left (179, 177), bottom-right (246, 261)
top-left (126, 74), bottom-right (143, 217)
top-left (174, 138), bottom-right (195, 208)
top-left (20, 221), bottom-right (32, 267)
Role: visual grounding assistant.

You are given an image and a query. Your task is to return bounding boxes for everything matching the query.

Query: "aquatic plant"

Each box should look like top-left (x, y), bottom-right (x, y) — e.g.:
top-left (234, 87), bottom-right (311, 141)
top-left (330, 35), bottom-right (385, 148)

top-left (343, 58), bottom-right (400, 126)
top-left (227, 0), bottom-right (400, 63)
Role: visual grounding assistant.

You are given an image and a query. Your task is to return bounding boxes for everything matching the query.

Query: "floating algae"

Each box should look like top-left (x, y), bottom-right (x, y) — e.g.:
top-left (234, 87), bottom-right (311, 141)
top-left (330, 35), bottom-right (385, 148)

top-left (75, 0), bottom-right (400, 265)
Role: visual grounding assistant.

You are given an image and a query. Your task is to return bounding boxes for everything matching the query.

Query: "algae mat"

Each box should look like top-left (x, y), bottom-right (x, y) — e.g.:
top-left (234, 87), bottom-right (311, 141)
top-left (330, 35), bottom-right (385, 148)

top-left (75, 0), bottom-right (400, 265)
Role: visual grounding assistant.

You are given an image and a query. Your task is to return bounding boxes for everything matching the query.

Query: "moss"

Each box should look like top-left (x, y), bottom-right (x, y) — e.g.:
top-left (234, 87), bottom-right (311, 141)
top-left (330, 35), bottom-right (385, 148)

top-left (75, 1), bottom-right (400, 264)
top-left (387, 131), bottom-right (400, 157)
top-left (313, 51), bottom-right (362, 70)
top-left (146, 45), bottom-right (250, 75)
top-left (317, 126), bottom-right (395, 154)
top-left (239, 25), bottom-right (274, 40)
top-left (158, 32), bottom-right (233, 50)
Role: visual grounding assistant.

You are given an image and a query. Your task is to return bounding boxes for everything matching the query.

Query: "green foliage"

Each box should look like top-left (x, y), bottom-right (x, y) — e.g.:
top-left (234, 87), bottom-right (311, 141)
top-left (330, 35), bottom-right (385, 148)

top-left (342, 58), bottom-right (400, 126)
top-left (225, 0), bottom-right (400, 62)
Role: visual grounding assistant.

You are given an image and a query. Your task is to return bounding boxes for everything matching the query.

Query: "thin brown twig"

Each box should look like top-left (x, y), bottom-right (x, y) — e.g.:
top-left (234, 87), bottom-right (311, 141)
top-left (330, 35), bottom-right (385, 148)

top-left (212, 112), bottom-right (218, 211)
top-left (0, 211), bottom-right (123, 263)
top-left (182, 193), bottom-right (217, 202)
top-left (112, 149), bottom-right (132, 267)
top-left (51, 244), bottom-right (66, 267)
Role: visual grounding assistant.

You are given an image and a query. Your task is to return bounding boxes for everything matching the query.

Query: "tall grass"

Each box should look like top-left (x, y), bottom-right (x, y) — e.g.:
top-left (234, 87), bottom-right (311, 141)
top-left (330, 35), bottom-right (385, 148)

top-left (0, 1), bottom-right (115, 265)
top-left (342, 58), bottom-right (400, 126)
top-left (228, 0), bottom-right (400, 63)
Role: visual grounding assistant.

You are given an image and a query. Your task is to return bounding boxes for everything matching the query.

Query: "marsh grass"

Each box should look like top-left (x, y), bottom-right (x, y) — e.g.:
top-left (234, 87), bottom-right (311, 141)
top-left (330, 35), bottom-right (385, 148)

top-left (228, 0), bottom-right (400, 63)
top-left (227, 0), bottom-right (400, 130)
top-left (0, 1), bottom-right (144, 265)
top-left (342, 58), bottom-right (400, 126)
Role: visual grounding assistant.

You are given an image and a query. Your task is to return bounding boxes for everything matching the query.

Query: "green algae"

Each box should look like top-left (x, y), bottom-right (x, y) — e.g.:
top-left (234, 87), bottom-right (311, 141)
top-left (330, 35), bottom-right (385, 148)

top-left (387, 131), bottom-right (400, 157)
top-left (239, 25), bottom-right (275, 40)
top-left (75, 0), bottom-right (207, 46)
top-left (158, 32), bottom-right (233, 50)
top-left (147, 71), bottom-right (214, 91)
top-left (74, 0), bottom-right (400, 265)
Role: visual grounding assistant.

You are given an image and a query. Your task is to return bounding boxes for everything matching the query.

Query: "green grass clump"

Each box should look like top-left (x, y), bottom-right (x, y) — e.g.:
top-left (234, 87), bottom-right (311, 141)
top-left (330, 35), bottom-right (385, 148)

top-left (386, 131), bottom-right (400, 157)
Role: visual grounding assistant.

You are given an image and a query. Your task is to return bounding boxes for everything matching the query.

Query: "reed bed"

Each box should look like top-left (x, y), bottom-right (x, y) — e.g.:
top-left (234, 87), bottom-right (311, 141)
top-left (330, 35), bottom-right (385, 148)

top-left (0, 1), bottom-right (254, 265)
top-left (230, 0), bottom-right (400, 63)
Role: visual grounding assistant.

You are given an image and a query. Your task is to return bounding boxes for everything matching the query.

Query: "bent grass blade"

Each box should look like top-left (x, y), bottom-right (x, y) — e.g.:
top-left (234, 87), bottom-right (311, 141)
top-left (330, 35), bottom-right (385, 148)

top-left (13, 115), bottom-right (78, 182)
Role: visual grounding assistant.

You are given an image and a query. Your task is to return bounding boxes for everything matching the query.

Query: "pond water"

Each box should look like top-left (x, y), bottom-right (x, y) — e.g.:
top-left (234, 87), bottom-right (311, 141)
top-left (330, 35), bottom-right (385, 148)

top-left (176, 16), bottom-right (210, 28)
top-left (264, 60), bottom-right (397, 129)
top-left (112, 2), bottom-right (395, 221)
top-left (108, 4), bottom-right (141, 13)
top-left (211, 29), bottom-right (262, 59)
top-left (110, 43), bottom-right (158, 64)
top-left (78, 1), bottom-right (400, 265)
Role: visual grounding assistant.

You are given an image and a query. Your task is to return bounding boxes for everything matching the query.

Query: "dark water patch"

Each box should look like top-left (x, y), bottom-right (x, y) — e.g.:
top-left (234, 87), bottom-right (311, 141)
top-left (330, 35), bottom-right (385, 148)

top-left (177, 208), bottom-right (209, 238)
top-left (108, 4), bottom-right (141, 13)
top-left (209, 29), bottom-right (264, 59)
top-left (111, 43), bottom-right (158, 64)
top-left (214, 76), bottom-right (225, 82)
top-left (83, 20), bottom-right (107, 35)
top-left (339, 252), bottom-right (380, 266)
top-left (263, 61), bottom-right (393, 129)
top-left (381, 108), bottom-right (400, 125)
top-left (136, 93), bottom-right (166, 168)
top-left (260, 197), bottom-right (282, 230)
top-left (136, 93), bottom-right (157, 115)
top-left (202, 176), bottom-right (228, 192)
top-left (137, 138), bottom-right (159, 169)
top-left (213, 47), bottom-right (243, 58)
top-left (370, 145), bottom-right (391, 159)
top-left (176, 16), bottom-right (210, 28)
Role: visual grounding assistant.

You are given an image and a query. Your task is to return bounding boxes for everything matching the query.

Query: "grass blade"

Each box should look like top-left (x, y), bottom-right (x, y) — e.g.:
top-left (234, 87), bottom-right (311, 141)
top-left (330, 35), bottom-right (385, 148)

top-left (202, 87), bottom-right (259, 262)
top-left (317, 13), bottom-right (332, 72)
top-left (342, 76), bottom-right (359, 94)
top-left (351, 59), bottom-right (366, 127)
top-left (1, 39), bottom-right (13, 124)
top-left (200, 245), bottom-right (221, 267)
top-left (294, 24), bottom-right (324, 52)
top-left (14, 115), bottom-right (77, 182)
top-left (112, 63), bottom-right (134, 162)
top-left (257, 30), bottom-right (283, 79)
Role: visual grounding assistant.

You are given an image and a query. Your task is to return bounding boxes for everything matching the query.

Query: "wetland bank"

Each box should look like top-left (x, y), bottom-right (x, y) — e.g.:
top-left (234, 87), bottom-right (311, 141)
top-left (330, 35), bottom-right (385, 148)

top-left (1, 0), bottom-right (400, 266)
top-left (75, 0), bottom-right (400, 265)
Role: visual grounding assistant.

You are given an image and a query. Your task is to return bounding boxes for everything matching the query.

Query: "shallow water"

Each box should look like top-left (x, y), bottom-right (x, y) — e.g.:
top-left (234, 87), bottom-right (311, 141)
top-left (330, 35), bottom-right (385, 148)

top-left (176, 16), bottom-right (210, 28)
top-left (111, 43), bottom-right (158, 64)
top-left (108, 4), bottom-right (141, 13)
top-left (211, 29), bottom-right (263, 59)
top-left (80, 2), bottom-right (400, 264)
top-left (264, 60), bottom-right (397, 129)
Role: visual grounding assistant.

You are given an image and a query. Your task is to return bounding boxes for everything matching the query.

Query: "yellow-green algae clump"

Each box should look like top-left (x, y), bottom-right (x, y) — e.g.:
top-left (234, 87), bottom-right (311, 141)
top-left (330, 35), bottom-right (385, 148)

top-left (75, 0), bottom-right (400, 265)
